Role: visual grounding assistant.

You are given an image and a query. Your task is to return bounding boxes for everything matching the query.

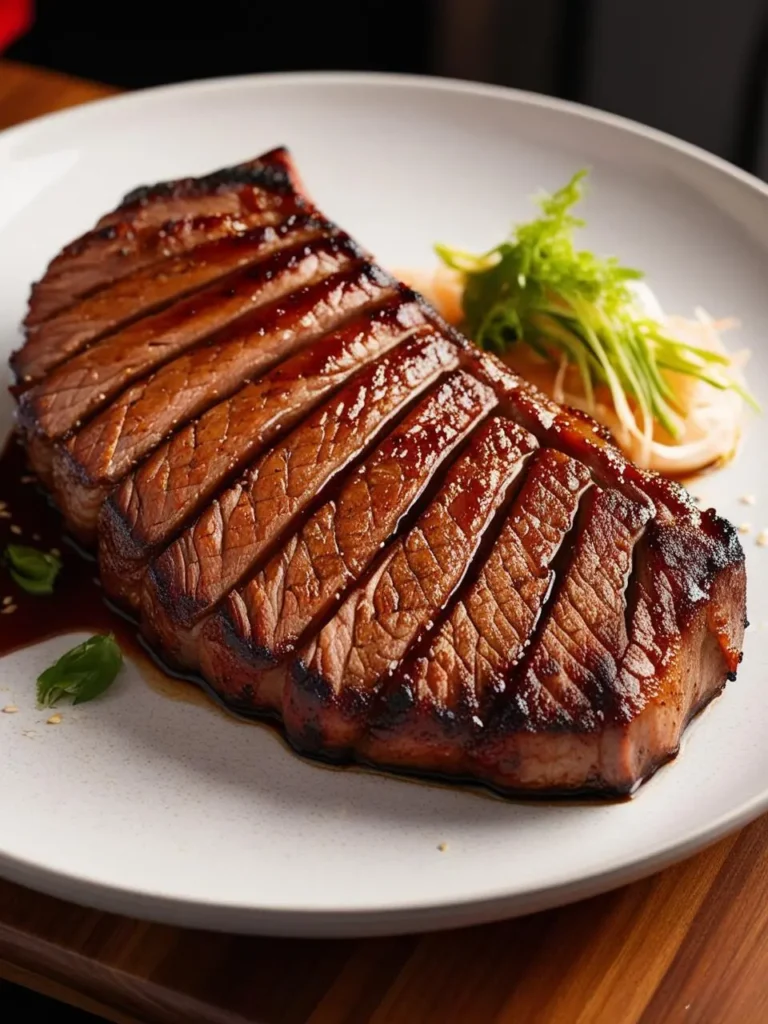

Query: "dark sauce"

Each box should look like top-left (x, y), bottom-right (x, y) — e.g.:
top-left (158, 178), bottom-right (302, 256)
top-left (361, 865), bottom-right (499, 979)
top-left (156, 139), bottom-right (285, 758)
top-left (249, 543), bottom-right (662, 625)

top-left (0, 432), bottom-right (212, 709)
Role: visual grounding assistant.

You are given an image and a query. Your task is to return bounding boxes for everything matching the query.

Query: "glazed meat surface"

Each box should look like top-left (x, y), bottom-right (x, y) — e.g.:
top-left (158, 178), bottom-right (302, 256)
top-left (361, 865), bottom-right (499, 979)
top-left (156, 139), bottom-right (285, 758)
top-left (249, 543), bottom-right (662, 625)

top-left (13, 148), bottom-right (747, 796)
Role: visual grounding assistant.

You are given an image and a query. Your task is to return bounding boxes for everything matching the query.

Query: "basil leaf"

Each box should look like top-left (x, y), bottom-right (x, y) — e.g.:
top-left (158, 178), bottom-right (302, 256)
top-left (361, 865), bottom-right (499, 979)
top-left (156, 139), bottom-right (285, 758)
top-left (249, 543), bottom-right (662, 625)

top-left (5, 544), bottom-right (62, 595)
top-left (36, 634), bottom-right (123, 708)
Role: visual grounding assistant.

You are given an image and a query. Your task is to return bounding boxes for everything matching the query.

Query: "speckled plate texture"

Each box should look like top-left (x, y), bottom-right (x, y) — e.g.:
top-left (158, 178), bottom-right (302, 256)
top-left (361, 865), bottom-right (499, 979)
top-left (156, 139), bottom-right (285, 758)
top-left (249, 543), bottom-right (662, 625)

top-left (0, 73), bottom-right (767, 937)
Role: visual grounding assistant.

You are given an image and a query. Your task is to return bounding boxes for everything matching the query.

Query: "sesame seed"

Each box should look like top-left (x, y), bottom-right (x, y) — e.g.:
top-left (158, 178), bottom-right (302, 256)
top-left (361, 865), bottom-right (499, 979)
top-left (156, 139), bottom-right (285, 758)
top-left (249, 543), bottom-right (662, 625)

top-left (0, 511), bottom-right (10, 519)
top-left (2, 596), bottom-right (11, 606)
top-left (437, 842), bottom-right (448, 853)
top-left (9, 525), bottom-right (21, 535)
top-left (46, 714), bottom-right (62, 726)
top-left (740, 494), bottom-right (757, 505)
top-left (22, 730), bottom-right (36, 739)
top-left (2, 705), bottom-right (18, 714)
top-left (0, 501), bottom-right (6, 512)
top-left (20, 475), bottom-right (35, 484)
top-left (1, 605), bottom-right (17, 615)
top-left (50, 547), bottom-right (61, 557)
top-left (32, 533), bottom-right (41, 542)
top-left (738, 523), bottom-right (752, 534)
top-left (757, 529), bottom-right (768, 547)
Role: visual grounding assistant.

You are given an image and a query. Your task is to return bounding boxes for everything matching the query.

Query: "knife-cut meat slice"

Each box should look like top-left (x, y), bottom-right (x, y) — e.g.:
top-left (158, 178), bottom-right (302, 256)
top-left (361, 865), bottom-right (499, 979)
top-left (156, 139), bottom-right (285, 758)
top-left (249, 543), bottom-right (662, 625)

top-left (99, 293), bottom-right (428, 608)
top-left (200, 369), bottom-right (498, 712)
top-left (362, 448), bottom-right (592, 772)
top-left (142, 331), bottom-right (461, 667)
top-left (52, 262), bottom-right (396, 540)
top-left (19, 232), bottom-right (361, 482)
top-left (18, 215), bottom-right (327, 383)
top-left (22, 147), bottom-right (308, 330)
top-left (284, 416), bottom-right (536, 757)
top-left (98, 147), bottom-right (306, 230)
top-left (468, 486), bottom-right (652, 792)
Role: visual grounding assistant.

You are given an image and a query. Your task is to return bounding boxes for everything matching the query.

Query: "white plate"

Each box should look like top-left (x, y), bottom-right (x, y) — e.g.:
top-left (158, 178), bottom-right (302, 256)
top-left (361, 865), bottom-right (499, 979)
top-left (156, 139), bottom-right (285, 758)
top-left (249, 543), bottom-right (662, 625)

top-left (1, 72), bottom-right (767, 938)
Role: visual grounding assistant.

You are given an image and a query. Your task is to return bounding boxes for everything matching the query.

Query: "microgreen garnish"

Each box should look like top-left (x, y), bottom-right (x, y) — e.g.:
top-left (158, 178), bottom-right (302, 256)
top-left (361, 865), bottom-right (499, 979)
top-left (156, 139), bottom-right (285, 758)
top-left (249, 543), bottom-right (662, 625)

top-left (436, 170), bottom-right (757, 442)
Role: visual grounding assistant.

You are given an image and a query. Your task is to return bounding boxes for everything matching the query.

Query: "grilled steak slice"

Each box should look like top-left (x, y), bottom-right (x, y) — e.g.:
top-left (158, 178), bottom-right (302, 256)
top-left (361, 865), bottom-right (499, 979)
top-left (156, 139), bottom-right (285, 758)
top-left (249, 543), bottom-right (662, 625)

top-left (284, 416), bottom-right (536, 756)
top-left (23, 148), bottom-right (308, 330)
top-left (51, 262), bottom-right (395, 541)
top-left (19, 232), bottom-right (361, 482)
top-left (143, 331), bottom-right (461, 667)
top-left (199, 369), bottom-right (497, 712)
top-left (98, 148), bottom-right (306, 230)
top-left (362, 448), bottom-right (592, 772)
top-left (13, 146), bottom-right (747, 796)
top-left (599, 515), bottom-right (745, 790)
top-left (18, 215), bottom-right (326, 384)
top-left (99, 293), bottom-right (428, 608)
top-left (466, 486), bottom-right (652, 792)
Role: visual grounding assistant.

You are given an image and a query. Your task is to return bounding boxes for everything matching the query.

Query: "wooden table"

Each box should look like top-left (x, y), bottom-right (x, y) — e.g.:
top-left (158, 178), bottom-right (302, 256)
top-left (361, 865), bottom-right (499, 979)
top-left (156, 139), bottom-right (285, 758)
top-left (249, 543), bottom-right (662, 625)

top-left (1, 59), bottom-right (768, 1024)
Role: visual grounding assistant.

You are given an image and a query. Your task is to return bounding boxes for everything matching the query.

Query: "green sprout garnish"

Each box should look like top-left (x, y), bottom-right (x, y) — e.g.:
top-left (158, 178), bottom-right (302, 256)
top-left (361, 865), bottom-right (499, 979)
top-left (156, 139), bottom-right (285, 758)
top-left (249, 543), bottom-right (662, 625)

top-left (436, 170), bottom-right (757, 441)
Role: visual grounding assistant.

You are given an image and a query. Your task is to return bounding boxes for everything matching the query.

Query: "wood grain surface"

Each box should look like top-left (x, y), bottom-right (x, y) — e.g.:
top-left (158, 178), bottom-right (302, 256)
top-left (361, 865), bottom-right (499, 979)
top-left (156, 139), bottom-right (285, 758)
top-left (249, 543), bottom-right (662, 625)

top-left (1, 59), bottom-right (767, 1024)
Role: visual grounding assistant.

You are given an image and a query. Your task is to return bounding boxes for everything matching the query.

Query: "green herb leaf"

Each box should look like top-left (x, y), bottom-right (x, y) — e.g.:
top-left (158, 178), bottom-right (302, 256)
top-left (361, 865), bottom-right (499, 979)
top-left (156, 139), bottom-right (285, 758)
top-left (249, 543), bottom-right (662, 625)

top-left (36, 634), bottom-right (123, 708)
top-left (5, 544), bottom-right (62, 595)
top-left (436, 170), bottom-right (758, 441)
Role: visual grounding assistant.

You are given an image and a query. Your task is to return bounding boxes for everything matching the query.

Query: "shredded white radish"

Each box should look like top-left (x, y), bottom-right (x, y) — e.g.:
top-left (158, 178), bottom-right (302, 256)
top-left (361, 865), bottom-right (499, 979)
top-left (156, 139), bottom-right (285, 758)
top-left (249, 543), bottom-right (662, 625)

top-left (395, 266), bottom-right (750, 477)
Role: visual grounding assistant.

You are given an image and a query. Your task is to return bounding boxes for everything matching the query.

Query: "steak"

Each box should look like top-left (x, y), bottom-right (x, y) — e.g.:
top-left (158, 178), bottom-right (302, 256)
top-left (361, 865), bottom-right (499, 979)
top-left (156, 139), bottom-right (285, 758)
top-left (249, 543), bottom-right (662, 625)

top-left (100, 292), bottom-right (428, 608)
top-left (18, 215), bottom-right (328, 384)
top-left (200, 369), bottom-right (497, 712)
top-left (21, 147), bottom-right (308, 333)
top-left (52, 261), bottom-right (396, 541)
top-left (11, 147), bottom-right (747, 796)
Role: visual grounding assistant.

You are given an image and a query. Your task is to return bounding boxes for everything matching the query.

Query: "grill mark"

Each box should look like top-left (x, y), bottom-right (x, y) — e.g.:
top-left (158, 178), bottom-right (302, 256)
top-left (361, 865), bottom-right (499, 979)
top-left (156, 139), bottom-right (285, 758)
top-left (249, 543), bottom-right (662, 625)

top-left (18, 215), bottom-right (329, 382)
top-left (460, 345), bottom-right (704, 527)
top-left (142, 332), bottom-right (461, 665)
top-left (369, 437), bottom-right (540, 714)
top-left (113, 147), bottom-right (301, 216)
top-left (489, 486), bottom-right (651, 735)
top-left (285, 415), bottom-right (535, 756)
top-left (24, 148), bottom-right (308, 332)
top-left (21, 210), bottom-right (292, 335)
top-left (200, 370), bottom-right (497, 710)
top-left (53, 264), bottom-right (397, 539)
top-left (98, 295), bottom-right (429, 609)
top-left (19, 233), bottom-right (363, 443)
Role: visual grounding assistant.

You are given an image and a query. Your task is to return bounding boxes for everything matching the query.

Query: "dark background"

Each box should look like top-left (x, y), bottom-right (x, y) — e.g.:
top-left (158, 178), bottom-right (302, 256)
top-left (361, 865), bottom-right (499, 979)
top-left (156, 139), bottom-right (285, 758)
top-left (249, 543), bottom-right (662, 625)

top-left (6, 0), bottom-right (768, 180)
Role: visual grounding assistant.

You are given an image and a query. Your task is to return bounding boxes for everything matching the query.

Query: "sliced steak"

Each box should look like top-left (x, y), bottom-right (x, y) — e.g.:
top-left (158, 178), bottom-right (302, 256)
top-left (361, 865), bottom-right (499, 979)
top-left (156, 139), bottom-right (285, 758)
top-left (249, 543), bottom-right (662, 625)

top-left (284, 416), bottom-right (534, 757)
top-left (200, 369), bottom-right (497, 712)
top-left (24, 148), bottom-right (308, 329)
top-left (363, 447), bottom-right (592, 772)
top-left (594, 511), bottom-right (745, 792)
top-left (17, 215), bottom-right (327, 384)
top-left (99, 293), bottom-right (428, 608)
top-left (22, 212), bottom-right (289, 338)
top-left (142, 331), bottom-right (461, 667)
top-left (13, 147), bottom-right (748, 797)
top-left (52, 262), bottom-right (395, 540)
top-left (466, 486), bottom-right (652, 792)
top-left (98, 147), bottom-right (306, 230)
top-left (19, 233), bottom-right (362, 482)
